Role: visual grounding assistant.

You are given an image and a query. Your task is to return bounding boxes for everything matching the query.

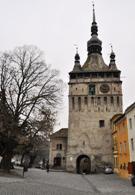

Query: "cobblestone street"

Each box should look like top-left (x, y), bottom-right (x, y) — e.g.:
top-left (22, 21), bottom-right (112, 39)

top-left (0, 168), bottom-right (135, 195)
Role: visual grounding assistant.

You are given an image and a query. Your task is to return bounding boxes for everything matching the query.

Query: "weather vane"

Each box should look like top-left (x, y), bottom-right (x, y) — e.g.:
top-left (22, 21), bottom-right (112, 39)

top-left (74, 44), bottom-right (78, 53)
top-left (92, 1), bottom-right (95, 9)
top-left (110, 43), bottom-right (113, 52)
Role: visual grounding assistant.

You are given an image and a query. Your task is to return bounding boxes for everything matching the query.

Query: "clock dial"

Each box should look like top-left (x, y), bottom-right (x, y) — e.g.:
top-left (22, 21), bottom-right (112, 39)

top-left (100, 84), bottom-right (110, 93)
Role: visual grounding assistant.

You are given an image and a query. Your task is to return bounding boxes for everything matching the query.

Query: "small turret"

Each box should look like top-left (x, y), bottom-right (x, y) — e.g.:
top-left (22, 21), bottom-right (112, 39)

top-left (72, 47), bottom-right (81, 72)
top-left (109, 45), bottom-right (118, 70)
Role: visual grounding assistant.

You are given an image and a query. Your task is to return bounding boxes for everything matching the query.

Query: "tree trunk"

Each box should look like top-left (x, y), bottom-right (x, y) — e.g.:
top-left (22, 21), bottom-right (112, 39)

top-left (21, 153), bottom-right (25, 165)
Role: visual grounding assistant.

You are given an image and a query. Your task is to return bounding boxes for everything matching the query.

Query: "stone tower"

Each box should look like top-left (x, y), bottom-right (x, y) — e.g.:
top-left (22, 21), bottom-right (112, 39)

top-left (66, 5), bottom-right (123, 173)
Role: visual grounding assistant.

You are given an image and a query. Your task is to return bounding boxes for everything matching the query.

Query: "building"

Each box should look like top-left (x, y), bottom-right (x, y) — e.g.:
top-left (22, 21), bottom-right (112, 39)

top-left (66, 5), bottom-right (123, 173)
top-left (49, 128), bottom-right (68, 169)
top-left (111, 114), bottom-right (130, 178)
top-left (50, 5), bottom-right (123, 173)
top-left (111, 103), bottom-right (135, 179)
top-left (125, 102), bottom-right (135, 163)
top-left (111, 114), bottom-right (122, 174)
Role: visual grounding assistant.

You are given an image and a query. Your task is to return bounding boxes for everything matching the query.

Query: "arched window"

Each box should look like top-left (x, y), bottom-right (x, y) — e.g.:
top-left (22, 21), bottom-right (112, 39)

top-left (104, 97), bottom-right (107, 104)
top-left (72, 97), bottom-right (75, 110)
top-left (78, 97), bottom-right (81, 111)
top-left (111, 96), bottom-right (114, 104)
top-left (56, 144), bottom-right (62, 150)
top-left (91, 97), bottom-right (94, 104)
top-left (97, 97), bottom-right (101, 105)
top-left (84, 97), bottom-right (88, 105)
top-left (117, 96), bottom-right (119, 105)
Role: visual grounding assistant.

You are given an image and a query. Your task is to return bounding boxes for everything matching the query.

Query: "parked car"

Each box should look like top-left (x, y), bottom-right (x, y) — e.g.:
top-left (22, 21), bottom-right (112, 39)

top-left (104, 167), bottom-right (113, 174)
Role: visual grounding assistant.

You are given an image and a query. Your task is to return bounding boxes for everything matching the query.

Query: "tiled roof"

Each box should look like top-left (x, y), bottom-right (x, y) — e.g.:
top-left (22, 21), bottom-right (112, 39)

top-left (50, 128), bottom-right (68, 138)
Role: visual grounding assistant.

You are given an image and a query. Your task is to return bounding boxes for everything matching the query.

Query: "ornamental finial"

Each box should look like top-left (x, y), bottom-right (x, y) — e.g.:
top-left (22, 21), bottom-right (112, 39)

top-left (92, 1), bottom-right (96, 23)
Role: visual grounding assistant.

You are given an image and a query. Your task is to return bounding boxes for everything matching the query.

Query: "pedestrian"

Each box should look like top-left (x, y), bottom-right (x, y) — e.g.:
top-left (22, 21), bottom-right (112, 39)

top-left (131, 168), bottom-right (135, 186)
top-left (42, 158), bottom-right (45, 169)
top-left (46, 161), bottom-right (49, 173)
top-left (22, 160), bottom-right (28, 177)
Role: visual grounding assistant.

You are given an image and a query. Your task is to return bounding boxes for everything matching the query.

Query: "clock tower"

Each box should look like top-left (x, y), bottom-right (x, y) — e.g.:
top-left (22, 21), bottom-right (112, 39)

top-left (66, 5), bottom-right (123, 173)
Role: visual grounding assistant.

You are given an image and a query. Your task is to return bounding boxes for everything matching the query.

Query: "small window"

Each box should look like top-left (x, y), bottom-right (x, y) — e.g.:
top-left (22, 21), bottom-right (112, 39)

top-left (120, 143), bottom-right (122, 154)
top-left (124, 141), bottom-right (127, 153)
top-left (111, 96), bottom-right (114, 104)
top-left (56, 144), bottom-right (62, 150)
top-left (84, 97), bottom-right (88, 105)
top-left (99, 120), bottom-right (105, 128)
top-left (60, 144), bottom-right (62, 150)
top-left (89, 84), bottom-right (95, 95)
top-left (131, 138), bottom-right (134, 151)
top-left (104, 97), bottom-right (107, 104)
top-left (91, 97), bottom-right (94, 104)
top-left (117, 96), bottom-right (119, 105)
top-left (97, 97), bottom-right (101, 105)
top-left (78, 97), bottom-right (81, 111)
top-left (129, 118), bottom-right (132, 129)
top-left (72, 97), bottom-right (75, 110)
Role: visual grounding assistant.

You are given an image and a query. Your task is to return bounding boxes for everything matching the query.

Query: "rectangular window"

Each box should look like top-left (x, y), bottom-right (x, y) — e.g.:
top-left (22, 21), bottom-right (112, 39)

top-left (72, 97), bottom-right (75, 110)
top-left (84, 97), bottom-right (88, 105)
top-left (91, 97), bottom-right (94, 104)
top-left (78, 97), bottom-right (81, 111)
top-left (129, 118), bottom-right (132, 129)
top-left (120, 143), bottom-right (122, 154)
top-left (99, 120), bottom-right (105, 128)
top-left (60, 144), bottom-right (62, 150)
top-left (56, 144), bottom-right (62, 150)
top-left (111, 96), bottom-right (114, 104)
top-left (104, 97), bottom-right (107, 104)
top-left (117, 96), bottom-right (119, 105)
top-left (114, 157), bottom-right (118, 168)
top-left (97, 97), bottom-right (101, 105)
top-left (131, 138), bottom-right (134, 151)
top-left (124, 141), bottom-right (127, 153)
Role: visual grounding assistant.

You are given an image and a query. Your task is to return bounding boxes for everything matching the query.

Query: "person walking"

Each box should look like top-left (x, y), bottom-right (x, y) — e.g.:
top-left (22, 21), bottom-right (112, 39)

top-left (22, 160), bottom-right (28, 177)
top-left (46, 161), bottom-right (49, 173)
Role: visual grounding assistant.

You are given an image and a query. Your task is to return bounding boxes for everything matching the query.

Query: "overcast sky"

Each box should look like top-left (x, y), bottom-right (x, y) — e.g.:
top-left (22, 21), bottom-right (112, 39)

top-left (0, 0), bottom-right (135, 130)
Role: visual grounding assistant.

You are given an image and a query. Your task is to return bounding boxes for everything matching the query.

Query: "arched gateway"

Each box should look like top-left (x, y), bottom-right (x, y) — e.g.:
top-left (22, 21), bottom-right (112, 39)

top-left (76, 155), bottom-right (91, 174)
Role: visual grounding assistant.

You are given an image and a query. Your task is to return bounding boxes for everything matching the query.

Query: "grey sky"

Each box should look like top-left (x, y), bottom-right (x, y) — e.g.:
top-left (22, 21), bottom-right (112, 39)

top-left (0, 0), bottom-right (134, 130)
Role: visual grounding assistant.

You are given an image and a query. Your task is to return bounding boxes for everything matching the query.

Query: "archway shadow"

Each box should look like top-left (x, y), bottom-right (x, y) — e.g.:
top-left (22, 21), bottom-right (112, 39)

top-left (76, 155), bottom-right (91, 174)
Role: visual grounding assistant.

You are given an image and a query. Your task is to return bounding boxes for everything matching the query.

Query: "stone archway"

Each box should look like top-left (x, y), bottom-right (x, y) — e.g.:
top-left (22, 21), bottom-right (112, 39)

top-left (76, 155), bottom-right (91, 174)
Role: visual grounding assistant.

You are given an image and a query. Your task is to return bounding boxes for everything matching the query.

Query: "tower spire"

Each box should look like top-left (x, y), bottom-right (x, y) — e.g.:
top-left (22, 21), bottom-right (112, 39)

top-left (91, 2), bottom-right (98, 36)
top-left (109, 44), bottom-right (118, 70)
top-left (87, 3), bottom-right (102, 55)
top-left (74, 46), bottom-right (80, 64)
top-left (72, 45), bottom-right (81, 72)
top-left (92, 2), bottom-right (96, 23)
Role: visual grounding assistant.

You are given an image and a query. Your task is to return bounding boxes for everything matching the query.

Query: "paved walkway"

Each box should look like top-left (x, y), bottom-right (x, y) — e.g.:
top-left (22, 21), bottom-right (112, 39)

top-left (0, 168), bottom-right (135, 195)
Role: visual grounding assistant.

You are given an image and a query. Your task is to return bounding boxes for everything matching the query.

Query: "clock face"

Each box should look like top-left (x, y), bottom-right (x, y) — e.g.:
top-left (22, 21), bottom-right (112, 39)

top-left (100, 84), bottom-right (110, 93)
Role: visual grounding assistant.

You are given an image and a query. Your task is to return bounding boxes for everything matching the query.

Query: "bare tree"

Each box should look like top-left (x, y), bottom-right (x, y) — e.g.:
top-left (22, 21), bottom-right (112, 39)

top-left (20, 108), bottom-right (56, 165)
top-left (0, 45), bottom-right (63, 170)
